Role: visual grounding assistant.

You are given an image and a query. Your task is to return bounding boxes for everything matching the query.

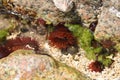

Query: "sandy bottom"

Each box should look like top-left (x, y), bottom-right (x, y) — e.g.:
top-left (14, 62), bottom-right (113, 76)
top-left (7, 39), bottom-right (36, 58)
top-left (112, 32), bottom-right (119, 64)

top-left (43, 42), bottom-right (120, 80)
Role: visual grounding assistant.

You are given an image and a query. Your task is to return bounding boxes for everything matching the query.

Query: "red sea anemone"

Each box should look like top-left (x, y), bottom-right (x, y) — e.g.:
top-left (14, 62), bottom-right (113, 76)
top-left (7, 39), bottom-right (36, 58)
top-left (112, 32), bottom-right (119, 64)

top-left (88, 61), bottom-right (104, 72)
top-left (48, 23), bottom-right (77, 49)
top-left (0, 37), bottom-right (39, 59)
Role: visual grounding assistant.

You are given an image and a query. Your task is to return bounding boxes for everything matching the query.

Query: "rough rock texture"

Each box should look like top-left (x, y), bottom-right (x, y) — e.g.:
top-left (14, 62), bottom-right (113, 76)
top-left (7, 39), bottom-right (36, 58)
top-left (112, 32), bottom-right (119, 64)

top-left (44, 42), bottom-right (120, 80)
top-left (75, 0), bottom-right (102, 26)
top-left (0, 15), bottom-right (16, 30)
top-left (0, 50), bottom-right (91, 80)
top-left (11, 0), bottom-right (102, 25)
top-left (94, 0), bottom-right (120, 41)
top-left (12, 0), bottom-right (80, 24)
top-left (0, 0), bottom-right (120, 80)
top-left (2, 0), bottom-right (120, 41)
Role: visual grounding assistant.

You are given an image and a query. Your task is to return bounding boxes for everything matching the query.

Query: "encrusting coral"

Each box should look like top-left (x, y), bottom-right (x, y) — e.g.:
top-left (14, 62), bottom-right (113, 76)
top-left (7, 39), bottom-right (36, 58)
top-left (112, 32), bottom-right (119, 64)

top-left (48, 23), bottom-right (77, 50)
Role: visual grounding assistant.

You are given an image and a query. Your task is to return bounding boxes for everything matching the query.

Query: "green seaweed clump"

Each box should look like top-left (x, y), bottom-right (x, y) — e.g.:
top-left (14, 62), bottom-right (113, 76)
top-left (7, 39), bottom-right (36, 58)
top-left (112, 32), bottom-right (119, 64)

top-left (0, 23), bottom-right (15, 43)
top-left (65, 24), bottom-right (113, 67)
top-left (114, 43), bottom-right (120, 52)
top-left (0, 29), bottom-right (8, 42)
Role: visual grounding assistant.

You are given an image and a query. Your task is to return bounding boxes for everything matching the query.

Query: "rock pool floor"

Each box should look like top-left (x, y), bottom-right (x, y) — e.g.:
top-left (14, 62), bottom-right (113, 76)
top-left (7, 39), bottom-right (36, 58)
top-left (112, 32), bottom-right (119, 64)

top-left (43, 42), bottom-right (120, 80)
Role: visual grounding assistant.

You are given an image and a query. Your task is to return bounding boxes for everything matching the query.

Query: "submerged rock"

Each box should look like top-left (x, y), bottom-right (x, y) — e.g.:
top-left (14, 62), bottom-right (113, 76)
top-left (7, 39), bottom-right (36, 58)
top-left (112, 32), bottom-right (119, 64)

top-left (76, 0), bottom-right (102, 26)
top-left (4, 0), bottom-right (102, 25)
top-left (0, 50), bottom-right (91, 80)
top-left (10, 0), bottom-right (80, 24)
top-left (0, 15), bottom-right (16, 30)
top-left (94, 0), bottom-right (120, 41)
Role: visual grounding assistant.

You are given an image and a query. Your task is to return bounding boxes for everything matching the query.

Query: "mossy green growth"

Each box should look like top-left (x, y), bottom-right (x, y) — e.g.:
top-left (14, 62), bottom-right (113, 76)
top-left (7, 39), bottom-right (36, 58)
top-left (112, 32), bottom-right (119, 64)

top-left (0, 23), bottom-right (15, 42)
top-left (98, 54), bottom-right (113, 67)
top-left (65, 24), bottom-right (102, 60)
top-left (0, 30), bottom-right (8, 42)
top-left (85, 47), bottom-right (102, 60)
top-left (114, 43), bottom-right (120, 52)
top-left (80, 28), bottom-right (94, 48)
top-left (65, 23), bottom-right (113, 67)
top-left (65, 24), bottom-right (93, 47)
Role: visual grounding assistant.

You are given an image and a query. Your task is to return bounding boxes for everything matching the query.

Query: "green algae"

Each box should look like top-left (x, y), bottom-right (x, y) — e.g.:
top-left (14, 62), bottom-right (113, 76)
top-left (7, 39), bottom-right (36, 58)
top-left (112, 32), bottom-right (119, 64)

top-left (114, 43), bottom-right (120, 52)
top-left (65, 23), bottom-right (113, 67)
top-left (56, 60), bottom-right (91, 80)
top-left (65, 24), bottom-right (93, 47)
top-left (0, 21), bottom-right (15, 42)
top-left (0, 29), bottom-right (8, 42)
top-left (97, 54), bottom-right (113, 67)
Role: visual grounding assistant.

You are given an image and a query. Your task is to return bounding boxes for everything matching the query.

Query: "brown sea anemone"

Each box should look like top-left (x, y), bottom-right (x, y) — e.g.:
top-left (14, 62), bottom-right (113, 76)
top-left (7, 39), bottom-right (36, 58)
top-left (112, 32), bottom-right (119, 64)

top-left (48, 23), bottom-right (77, 49)
top-left (0, 37), bottom-right (39, 59)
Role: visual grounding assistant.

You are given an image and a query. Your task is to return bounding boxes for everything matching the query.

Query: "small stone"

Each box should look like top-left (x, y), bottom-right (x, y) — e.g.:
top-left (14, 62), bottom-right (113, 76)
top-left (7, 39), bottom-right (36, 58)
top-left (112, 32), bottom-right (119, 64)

top-left (20, 28), bottom-right (29, 33)
top-left (66, 46), bottom-right (78, 54)
top-left (53, 0), bottom-right (73, 12)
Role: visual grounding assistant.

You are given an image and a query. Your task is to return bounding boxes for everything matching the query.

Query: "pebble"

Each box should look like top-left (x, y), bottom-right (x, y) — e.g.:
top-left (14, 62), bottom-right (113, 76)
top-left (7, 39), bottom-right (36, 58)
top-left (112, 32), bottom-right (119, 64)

top-left (52, 0), bottom-right (73, 12)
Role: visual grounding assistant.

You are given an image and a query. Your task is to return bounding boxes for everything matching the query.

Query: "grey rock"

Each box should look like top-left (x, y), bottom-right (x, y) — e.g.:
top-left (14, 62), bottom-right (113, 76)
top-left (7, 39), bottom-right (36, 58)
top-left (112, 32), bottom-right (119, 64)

top-left (75, 0), bottom-right (102, 26)
top-left (94, 0), bottom-right (120, 41)
top-left (11, 0), bottom-right (80, 24)
top-left (4, 0), bottom-right (102, 25)
top-left (0, 15), bottom-right (15, 30)
top-left (0, 50), bottom-right (91, 80)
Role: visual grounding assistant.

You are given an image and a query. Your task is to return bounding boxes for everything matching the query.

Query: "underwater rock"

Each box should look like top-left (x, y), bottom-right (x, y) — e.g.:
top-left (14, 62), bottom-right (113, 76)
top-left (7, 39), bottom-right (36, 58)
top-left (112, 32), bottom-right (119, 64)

top-left (5, 0), bottom-right (102, 25)
top-left (75, 0), bottom-right (102, 26)
top-left (10, 0), bottom-right (80, 24)
top-left (0, 15), bottom-right (16, 30)
top-left (0, 50), bottom-right (91, 80)
top-left (94, 0), bottom-right (120, 41)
